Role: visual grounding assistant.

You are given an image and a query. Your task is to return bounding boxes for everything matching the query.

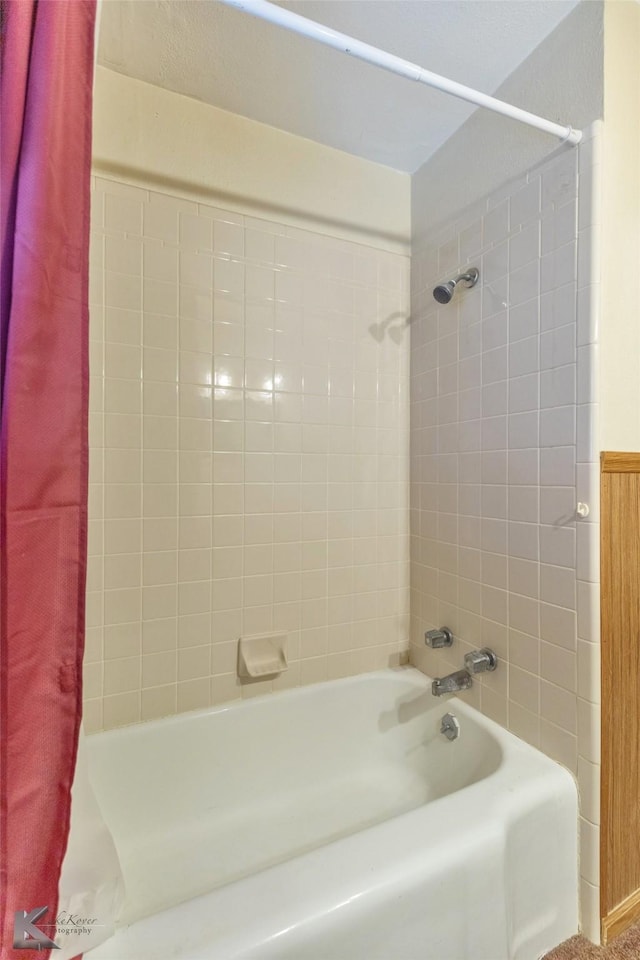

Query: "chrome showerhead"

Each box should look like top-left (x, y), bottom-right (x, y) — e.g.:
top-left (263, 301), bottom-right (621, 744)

top-left (433, 267), bottom-right (479, 304)
top-left (433, 280), bottom-right (456, 305)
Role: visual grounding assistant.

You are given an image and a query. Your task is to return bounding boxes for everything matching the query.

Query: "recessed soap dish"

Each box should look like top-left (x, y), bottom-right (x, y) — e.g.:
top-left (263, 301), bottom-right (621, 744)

top-left (238, 633), bottom-right (288, 680)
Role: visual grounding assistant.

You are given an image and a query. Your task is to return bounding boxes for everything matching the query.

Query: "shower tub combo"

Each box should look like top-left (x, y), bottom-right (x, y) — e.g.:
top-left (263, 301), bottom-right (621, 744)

top-left (87, 667), bottom-right (578, 960)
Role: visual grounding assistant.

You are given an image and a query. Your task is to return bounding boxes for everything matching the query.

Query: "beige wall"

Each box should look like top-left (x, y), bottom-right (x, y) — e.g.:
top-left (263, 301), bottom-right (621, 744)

top-left (599, 0), bottom-right (640, 450)
top-left (93, 67), bottom-right (410, 253)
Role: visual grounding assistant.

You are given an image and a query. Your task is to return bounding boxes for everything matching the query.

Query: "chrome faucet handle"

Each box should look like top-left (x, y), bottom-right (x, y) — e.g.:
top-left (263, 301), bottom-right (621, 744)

top-left (425, 627), bottom-right (454, 649)
top-left (464, 648), bottom-right (498, 674)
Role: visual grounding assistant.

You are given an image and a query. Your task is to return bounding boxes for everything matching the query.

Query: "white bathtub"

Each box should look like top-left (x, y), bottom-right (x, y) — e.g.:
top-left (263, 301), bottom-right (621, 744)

top-left (88, 667), bottom-right (578, 960)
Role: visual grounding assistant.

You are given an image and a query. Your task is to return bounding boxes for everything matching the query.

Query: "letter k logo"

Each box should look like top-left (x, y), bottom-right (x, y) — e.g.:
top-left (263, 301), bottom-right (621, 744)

top-left (13, 907), bottom-right (60, 950)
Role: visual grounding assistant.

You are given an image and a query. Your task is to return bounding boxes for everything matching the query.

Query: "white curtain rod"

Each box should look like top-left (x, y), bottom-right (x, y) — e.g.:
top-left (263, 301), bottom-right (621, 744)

top-left (219, 0), bottom-right (582, 146)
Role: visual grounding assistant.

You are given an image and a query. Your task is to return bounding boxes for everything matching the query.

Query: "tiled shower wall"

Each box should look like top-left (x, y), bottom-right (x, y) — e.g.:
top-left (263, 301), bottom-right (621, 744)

top-left (85, 175), bottom-right (410, 733)
top-left (409, 128), bottom-right (601, 937)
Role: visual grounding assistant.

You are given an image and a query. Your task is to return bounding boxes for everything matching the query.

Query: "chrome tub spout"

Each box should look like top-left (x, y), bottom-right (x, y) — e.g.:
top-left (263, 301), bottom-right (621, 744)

top-left (431, 669), bottom-right (473, 697)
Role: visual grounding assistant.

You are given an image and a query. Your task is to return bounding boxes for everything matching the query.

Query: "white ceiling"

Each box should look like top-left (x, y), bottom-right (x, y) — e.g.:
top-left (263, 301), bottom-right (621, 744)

top-left (98, 0), bottom-right (581, 173)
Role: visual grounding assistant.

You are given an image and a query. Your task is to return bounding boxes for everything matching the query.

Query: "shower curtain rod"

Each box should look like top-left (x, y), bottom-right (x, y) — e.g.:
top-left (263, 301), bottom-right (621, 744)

top-left (219, 0), bottom-right (582, 146)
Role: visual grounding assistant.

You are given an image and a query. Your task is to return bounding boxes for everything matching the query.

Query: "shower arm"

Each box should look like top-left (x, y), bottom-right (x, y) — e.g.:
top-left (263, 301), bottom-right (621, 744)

top-left (219, 0), bottom-right (582, 147)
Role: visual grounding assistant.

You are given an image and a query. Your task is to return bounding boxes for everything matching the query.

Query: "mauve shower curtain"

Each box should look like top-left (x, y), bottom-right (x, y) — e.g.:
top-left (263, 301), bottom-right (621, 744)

top-left (0, 0), bottom-right (96, 954)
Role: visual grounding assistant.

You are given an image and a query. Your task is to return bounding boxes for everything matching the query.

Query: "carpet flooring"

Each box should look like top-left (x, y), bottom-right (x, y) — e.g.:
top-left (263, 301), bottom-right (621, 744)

top-left (543, 922), bottom-right (640, 959)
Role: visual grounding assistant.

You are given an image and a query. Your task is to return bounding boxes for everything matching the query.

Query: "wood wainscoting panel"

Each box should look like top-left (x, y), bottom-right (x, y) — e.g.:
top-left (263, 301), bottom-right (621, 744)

top-left (600, 451), bottom-right (640, 942)
top-left (601, 887), bottom-right (640, 945)
top-left (602, 451), bottom-right (640, 473)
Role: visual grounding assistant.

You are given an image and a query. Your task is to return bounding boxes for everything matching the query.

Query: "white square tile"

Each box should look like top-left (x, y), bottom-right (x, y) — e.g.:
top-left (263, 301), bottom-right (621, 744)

top-left (577, 757), bottom-right (600, 826)
top-left (540, 564), bottom-right (576, 611)
top-left (540, 323), bottom-right (576, 371)
top-left (509, 222), bottom-right (539, 271)
top-left (482, 277), bottom-right (509, 319)
top-left (179, 213), bottom-right (213, 252)
top-left (577, 639), bottom-right (600, 704)
top-left (214, 258), bottom-right (245, 298)
top-left (105, 194), bottom-right (143, 235)
top-left (509, 299), bottom-right (538, 344)
top-left (509, 593), bottom-right (539, 636)
top-left (540, 283), bottom-right (576, 333)
top-left (539, 523), bottom-right (575, 569)
top-left (483, 241), bottom-right (508, 284)
top-left (540, 406), bottom-right (575, 448)
top-left (508, 522), bottom-right (538, 562)
top-left (577, 580), bottom-right (600, 644)
top-left (508, 412), bottom-right (539, 450)
top-left (510, 179), bottom-right (540, 228)
top-left (508, 373), bottom-right (538, 415)
top-left (508, 487), bottom-right (538, 524)
top-left (539, 718), bottom-right (577, 772)
top-left (540, 602), bottom-right (577, 650)
top-left (540, 364), bottom-right (575, 409)
top-left (541, 151), bottom-right (577, 209)
top-left (540, 679), bottom-right (576, 734)
top-left (510, 261), bottom-right (539, 308)
top-left (540, 640), bottom-right (576, 692)
top-left (577, 699), bottom-right (600, 765)
top-left (541, 244), bottom-right (577, 294)
top-left (577, 522), bottom-right (599, 582)
top-left (576, 285), bottom-right (599, 346)
top-left (540, 446), bottom-right (576, 487)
